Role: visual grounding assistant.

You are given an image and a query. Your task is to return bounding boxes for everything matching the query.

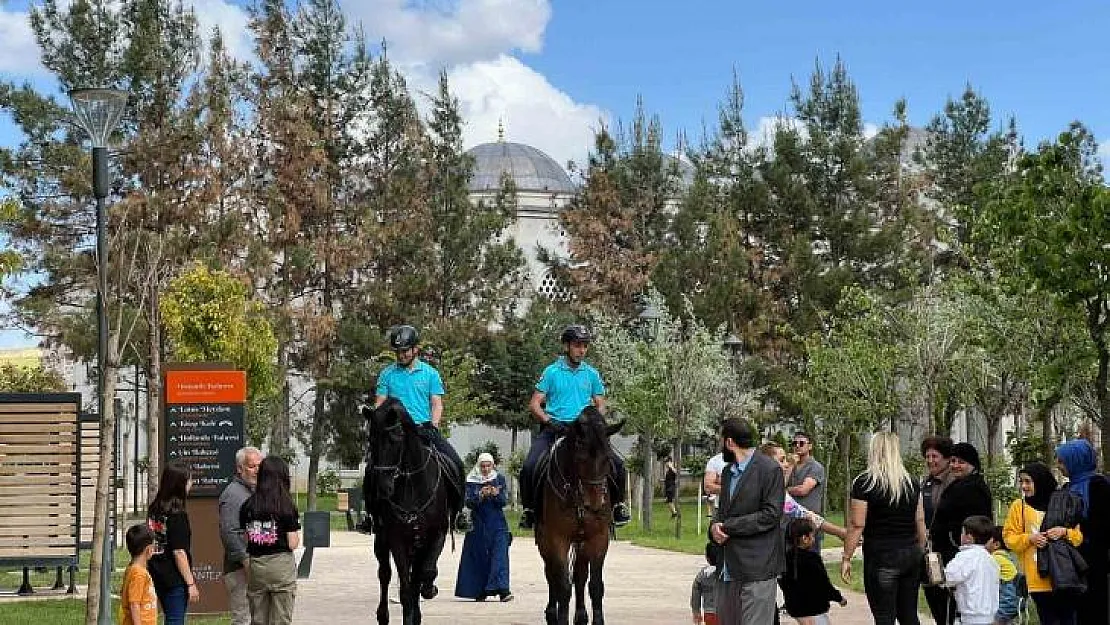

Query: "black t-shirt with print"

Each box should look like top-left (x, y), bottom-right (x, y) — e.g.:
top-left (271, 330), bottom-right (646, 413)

top-left (146, 511), bottom-right (192, 591)
top-left (239, 497), bottom-right (301, 557)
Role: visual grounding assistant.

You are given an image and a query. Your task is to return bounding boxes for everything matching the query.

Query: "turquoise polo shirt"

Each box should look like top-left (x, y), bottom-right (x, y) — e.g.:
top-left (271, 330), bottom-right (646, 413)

top-left (535, 357), bottom-right (605, 423)
top-left (375, 360), bottom-right (444, 425)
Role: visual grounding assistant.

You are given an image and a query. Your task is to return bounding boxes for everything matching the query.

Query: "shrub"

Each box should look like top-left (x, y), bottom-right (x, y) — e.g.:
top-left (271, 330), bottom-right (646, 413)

top-left (316, 469), bottom-right (341, 495)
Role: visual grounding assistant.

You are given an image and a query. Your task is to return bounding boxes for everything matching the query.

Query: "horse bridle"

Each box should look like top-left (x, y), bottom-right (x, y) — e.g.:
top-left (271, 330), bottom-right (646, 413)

top-left (370, 421), bottom-right (442, 525)
top-left (547, 433), bottom-right (611, 520)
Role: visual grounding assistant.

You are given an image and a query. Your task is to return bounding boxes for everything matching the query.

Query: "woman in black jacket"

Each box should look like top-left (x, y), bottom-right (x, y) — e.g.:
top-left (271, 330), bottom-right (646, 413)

top-left (926, 442), bottom-right (992, 625)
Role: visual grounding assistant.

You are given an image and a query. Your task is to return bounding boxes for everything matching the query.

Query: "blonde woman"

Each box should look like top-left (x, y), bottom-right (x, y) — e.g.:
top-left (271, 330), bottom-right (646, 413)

top-left (841, 432), bottom-right (927, 625)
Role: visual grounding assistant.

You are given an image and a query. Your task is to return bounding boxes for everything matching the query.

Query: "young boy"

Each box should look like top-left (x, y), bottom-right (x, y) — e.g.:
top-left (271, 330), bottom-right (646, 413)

top-left (120, 523), bottom-right (158, 625)
top-left (944, 515), bottom-right (1000, 625)
top-left (691, 542), bottom-right (721, 625)
top-left (988, 525), bottom-right (1020, 625)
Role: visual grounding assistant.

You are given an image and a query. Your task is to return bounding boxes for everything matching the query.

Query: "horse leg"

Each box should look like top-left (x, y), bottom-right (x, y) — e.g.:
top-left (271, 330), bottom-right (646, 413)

top-left (392, 543), bottom-right (418, 625)
top-left (588, 542), bottom-right (608, 625)
top-left (540, 534), bottom-right (571, 625)
top-left (374, 534), bottom-right (392, 625)
top-left (419, 529), bottom-right (447, 598)
top-left (572, 544), bottom-right (590, 625)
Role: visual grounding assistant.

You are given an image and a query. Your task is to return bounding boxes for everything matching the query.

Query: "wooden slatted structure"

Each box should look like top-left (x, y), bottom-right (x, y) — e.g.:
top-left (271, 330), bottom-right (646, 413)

top-left (0, 394), bottom-right (81, 569)
top-left (78, 412), bottom-right (105, 548)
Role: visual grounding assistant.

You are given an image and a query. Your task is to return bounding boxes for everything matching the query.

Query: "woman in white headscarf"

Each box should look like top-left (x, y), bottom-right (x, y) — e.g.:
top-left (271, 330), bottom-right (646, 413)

top-left (454, 452), bottom-right (513, 601)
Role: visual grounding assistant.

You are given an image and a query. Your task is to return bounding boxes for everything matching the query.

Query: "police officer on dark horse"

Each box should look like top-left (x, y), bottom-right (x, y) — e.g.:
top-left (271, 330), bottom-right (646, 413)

top-left (519, 324), bottom-right (631, 530)
top-left (520, 324), bottom-right (628, 625)
top-left (360, 324), bottom-right (471, 622)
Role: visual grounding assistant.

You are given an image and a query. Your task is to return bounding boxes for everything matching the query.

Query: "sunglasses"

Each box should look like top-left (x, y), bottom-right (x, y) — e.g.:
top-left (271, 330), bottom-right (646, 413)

top-left (791, 440), bottom-right (808, 447)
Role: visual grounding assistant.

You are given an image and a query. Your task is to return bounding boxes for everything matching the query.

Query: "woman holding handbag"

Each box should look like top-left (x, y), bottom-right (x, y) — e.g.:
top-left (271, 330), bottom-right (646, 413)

top-left (1002, 462), bottom-right (1083, 625)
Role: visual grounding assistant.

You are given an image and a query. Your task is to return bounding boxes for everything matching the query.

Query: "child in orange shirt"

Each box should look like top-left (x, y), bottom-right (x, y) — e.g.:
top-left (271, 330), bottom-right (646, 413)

top-left (120, 523), bottom-right (158, 625)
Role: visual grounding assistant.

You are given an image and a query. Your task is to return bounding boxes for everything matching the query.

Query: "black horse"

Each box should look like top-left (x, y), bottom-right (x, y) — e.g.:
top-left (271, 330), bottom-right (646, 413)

top-left (535, 406), bottom-right (623, 625)
top-left (364, 398), bottom-right (453, 625)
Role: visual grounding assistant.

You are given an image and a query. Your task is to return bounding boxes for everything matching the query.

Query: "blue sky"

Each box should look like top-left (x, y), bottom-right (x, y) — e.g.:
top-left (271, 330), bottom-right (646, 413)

top-left (2, 0), bottom-right (1109, 349)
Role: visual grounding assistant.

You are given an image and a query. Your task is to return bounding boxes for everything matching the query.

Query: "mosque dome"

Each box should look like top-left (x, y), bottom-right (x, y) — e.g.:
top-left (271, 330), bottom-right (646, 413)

top-left (466, 141), bottom-right (576, 194)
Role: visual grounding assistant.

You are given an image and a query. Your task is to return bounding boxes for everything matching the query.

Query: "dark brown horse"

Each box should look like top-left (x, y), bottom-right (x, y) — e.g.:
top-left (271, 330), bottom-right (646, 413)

top-left (535, 406), bottom-right (623, 625)
top-left (364, 399), bottom-right (451, 625)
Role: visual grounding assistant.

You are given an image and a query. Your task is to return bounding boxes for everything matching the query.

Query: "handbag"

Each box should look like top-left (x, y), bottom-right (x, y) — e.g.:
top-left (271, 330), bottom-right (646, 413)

top-left (922, 478), bottom-right (946, 586)
top-left (923, 546), bottom-right (946, 586)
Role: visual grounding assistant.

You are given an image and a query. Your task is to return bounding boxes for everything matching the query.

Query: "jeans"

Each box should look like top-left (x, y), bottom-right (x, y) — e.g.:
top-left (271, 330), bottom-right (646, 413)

top-left (157, 583), bottom-right (188, 625)
top-left (1031, 592), bottom-right (1078, 625)
top-left (862, 545), bottom-right (922, 625)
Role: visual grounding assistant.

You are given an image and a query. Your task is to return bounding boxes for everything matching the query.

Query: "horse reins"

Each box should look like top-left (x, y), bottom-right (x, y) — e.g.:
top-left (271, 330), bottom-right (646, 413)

top-left (547, 436), bottom-right (612, 522)
top-left (371, 423), bottom-right (444, 525)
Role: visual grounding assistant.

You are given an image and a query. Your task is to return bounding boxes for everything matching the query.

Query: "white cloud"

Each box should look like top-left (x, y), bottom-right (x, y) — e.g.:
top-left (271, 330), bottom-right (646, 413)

top-left (441, 55), bottom-right (604, 169)
top-left (1098, 139), bottom-right (1110, 165)
top-left (349, 0), bottom-right (550, 66)
top-left (0, 7), bottom-right (44, 76)
top-left (351, 0), bottom-right (602, 171)
top-left (191, 0), bottom-right (253, 62)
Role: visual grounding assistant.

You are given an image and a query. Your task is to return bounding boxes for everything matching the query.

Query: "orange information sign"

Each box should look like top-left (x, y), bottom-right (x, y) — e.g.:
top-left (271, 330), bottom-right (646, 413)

top-left (165, 369), bottom-right (247, 404)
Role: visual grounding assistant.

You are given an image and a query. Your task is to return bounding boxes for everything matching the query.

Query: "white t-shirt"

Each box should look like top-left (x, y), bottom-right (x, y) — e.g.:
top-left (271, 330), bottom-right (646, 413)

top-left (705, 454), bottom-right (726, 503)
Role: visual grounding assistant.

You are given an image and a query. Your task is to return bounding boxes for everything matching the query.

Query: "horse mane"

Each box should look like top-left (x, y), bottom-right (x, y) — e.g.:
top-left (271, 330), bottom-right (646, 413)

top-left (573, 405), bottom-right (609, 455)
top-left (372, 397), bottom-right (418, 432)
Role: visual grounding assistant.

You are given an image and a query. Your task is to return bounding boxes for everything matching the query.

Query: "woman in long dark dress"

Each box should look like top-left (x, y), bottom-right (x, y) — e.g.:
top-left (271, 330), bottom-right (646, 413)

top-left (454, 453), bottom-right (512, 602)
top-left (1056, 439), bottom-right (1110, 625)
top-left (927, 442), bottom-right (992, 625)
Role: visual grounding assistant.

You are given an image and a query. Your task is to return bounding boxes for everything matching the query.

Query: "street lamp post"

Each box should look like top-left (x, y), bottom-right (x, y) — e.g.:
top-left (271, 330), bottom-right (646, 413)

top-left (69, 87), bottom-right (127, 625)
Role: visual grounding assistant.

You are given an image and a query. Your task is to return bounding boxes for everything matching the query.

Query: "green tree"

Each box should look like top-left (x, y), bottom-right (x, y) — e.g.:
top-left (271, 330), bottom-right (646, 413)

top-left (555, 101), bottom-right (681, 316)
top-left (424, 73), bottom-right (526, 322)
top-left (472, 301), bottom-right (576, 455)
top-left (0, 363), bottom-right (67, 392)
top-left (915, 86), bottom-right (1017, 277)
top-left (976, 123), bottom-right (1110, 461)
top-left (3, 2), bottom-right (202, 619)
top-left (160, 263), bottom-right (280, 443)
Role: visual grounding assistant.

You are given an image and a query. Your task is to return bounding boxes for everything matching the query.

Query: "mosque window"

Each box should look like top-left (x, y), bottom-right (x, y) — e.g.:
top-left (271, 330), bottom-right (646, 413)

top-left (537, 271), bottom-right (573, 301)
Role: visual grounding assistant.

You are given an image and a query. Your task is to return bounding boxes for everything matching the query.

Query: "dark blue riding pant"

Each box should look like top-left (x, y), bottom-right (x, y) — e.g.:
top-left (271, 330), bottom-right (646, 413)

top-left (519, 424), bottom-right (626, 510)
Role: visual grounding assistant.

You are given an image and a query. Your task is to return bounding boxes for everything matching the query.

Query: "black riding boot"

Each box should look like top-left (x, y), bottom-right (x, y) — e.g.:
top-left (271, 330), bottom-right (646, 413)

top-left (518, 467), bottom-right (535, 529)
top-left (358, 463), bottom-right (375, 534)
top-left (610, 459), bottom-right (631, 527)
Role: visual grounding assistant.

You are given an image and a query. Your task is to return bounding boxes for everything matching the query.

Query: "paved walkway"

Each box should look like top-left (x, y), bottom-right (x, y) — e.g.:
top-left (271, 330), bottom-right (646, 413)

top-left (292, 531), bottom-right (922, 624)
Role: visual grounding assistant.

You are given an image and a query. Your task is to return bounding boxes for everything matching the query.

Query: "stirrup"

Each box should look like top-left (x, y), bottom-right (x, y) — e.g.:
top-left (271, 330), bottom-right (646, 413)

top-left (612, 503), bottom-right (631, 527)
top-left (455, 509), bottom-right (473, 532)
top-left (519, 509), bottom-right (536, 530)
top-left (356, 515), bottom-right (374, 534)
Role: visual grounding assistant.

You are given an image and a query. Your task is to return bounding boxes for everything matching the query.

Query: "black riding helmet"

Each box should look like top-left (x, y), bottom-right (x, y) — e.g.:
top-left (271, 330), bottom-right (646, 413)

top-left (560, 324), bottom-right (592, 344)
top-left (388, 325), bottom-right (419, 351)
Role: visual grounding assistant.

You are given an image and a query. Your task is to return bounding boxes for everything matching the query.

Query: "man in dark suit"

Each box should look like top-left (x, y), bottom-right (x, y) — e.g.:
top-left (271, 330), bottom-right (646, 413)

top-left (709, 418), bottom-right (785, 624)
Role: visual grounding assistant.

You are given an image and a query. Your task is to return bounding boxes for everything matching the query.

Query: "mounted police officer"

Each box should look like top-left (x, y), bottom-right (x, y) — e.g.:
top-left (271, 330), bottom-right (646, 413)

top-left (359, 325), bottom-right (470, 536)
top-left (518, 324), bottom-right (631, 529)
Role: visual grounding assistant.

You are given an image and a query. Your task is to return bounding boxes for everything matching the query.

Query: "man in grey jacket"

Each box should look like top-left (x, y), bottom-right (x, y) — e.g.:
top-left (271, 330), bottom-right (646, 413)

top-left (220, 446), bottom-right (262, 625)
top-left (709, 418), bottom-right (785, 625)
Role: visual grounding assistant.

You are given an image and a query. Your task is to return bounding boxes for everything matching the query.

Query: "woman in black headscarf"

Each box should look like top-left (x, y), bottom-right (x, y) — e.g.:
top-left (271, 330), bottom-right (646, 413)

top-left (1003, 462), bottom-right (1082, 625)
top-left (926, 442), bottom-right (992, 624)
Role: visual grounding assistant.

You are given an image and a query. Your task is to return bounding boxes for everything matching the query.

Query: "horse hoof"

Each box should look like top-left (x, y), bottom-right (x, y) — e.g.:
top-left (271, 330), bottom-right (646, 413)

top-left (420, 583), bottom-right (439, 600)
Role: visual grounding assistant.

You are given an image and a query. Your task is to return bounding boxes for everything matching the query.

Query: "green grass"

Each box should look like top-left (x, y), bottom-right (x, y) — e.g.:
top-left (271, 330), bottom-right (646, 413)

top-left (503, 499), bottom-right (847, 555)
top-left (0, 598), bottom-right (231, 624)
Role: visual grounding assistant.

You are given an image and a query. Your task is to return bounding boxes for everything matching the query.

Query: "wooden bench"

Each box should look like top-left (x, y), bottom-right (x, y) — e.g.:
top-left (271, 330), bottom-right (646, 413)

top-left (0, 394), bottom-right (82, 595)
